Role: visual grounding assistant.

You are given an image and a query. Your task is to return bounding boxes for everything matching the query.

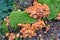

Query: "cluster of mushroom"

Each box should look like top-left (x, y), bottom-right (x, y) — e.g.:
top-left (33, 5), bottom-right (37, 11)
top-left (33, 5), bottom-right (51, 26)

top-left (25, 1), bottom-right (50, 19)
top-left (4, 16), bottom-right (10, 26)
top-left (6, 32), bottom-right (21, 40)
top-left (18, 20), bottom-right (46, 38)
top-left (6, 33), bottom-right (15, 40)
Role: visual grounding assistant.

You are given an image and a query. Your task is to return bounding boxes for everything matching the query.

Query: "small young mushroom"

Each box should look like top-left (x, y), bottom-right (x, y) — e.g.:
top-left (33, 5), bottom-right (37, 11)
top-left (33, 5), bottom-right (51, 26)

top-left (56, 13), bottom-right (60, 20)
top-left (44, 25), bottom-right (50, 34)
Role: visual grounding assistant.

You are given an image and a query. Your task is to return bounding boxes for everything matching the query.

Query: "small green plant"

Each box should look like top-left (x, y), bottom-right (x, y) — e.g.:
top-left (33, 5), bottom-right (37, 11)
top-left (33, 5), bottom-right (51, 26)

top-left (9, 11), bottom-right (36, 27)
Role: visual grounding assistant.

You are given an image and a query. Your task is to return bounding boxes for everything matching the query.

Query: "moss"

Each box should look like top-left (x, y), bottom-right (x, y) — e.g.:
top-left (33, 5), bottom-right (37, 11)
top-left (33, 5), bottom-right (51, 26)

top-left (9, 11), bottom-right (36, 27)
top-left (1, 21), bottom-right (8, 35)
